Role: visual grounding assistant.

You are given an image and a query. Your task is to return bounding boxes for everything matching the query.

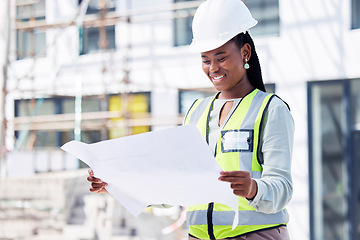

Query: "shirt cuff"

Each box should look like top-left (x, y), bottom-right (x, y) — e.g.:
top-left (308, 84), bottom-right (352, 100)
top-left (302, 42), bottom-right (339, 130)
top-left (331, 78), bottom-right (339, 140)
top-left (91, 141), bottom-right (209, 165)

top-left (248, 179), bottom-right (266, 209)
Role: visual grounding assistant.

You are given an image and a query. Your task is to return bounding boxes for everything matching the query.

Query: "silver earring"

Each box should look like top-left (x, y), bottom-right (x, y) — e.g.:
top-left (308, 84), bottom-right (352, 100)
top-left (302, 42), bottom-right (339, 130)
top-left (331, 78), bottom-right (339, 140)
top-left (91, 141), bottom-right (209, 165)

top-left (244, 59), bottom-right (250, 69)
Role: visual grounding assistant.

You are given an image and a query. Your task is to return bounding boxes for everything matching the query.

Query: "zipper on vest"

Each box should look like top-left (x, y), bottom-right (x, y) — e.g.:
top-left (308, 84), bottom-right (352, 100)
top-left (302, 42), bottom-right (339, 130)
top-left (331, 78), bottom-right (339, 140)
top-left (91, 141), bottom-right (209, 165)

top-left (207, 202), bottom-right (216, 240)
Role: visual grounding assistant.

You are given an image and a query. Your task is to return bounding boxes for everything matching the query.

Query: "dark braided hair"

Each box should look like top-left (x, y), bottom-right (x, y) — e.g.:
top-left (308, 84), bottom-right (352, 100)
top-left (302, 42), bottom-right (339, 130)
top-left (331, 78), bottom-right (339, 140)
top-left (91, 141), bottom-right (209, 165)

top-left (230, 32), bottom-right (266, 92)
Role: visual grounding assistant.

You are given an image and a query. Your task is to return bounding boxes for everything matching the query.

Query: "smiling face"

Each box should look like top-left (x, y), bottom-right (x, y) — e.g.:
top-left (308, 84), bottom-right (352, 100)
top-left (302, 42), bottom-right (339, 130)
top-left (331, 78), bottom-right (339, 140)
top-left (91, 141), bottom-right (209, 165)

top-left (201, 41), bottom-right (254, 99)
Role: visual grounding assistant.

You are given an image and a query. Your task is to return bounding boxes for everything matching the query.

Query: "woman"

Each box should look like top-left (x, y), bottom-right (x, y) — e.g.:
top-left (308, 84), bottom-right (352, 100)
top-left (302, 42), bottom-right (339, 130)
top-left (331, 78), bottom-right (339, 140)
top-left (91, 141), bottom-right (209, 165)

top-left (88, 0), bottom-right (294, 239)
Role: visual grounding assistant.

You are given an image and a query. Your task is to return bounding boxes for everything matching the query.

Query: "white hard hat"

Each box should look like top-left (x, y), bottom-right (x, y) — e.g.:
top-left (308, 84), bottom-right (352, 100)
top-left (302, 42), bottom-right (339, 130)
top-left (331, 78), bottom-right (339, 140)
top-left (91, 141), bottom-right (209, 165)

top-left (189, 0), bottom-right (258, 53)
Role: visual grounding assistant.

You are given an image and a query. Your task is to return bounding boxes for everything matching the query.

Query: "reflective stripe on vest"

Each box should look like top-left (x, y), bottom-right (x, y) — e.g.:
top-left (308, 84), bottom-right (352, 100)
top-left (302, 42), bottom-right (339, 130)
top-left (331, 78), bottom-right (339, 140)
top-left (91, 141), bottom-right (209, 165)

top-left (187, 209), bottom-right (289, 226)
top-left (184, 89), bottom-right (288, 239)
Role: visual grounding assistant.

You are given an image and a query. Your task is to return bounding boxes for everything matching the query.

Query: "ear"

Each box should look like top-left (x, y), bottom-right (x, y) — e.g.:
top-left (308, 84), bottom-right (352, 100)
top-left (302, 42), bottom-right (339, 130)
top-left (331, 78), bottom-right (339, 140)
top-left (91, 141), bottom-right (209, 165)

top-left (240, 43), bottom-right (251, 61)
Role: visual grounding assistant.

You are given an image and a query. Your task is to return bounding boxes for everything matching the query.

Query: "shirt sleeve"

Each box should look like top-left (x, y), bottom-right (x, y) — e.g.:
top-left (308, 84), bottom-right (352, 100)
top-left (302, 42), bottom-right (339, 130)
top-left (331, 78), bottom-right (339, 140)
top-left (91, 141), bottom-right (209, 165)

top-left (248, 97), bottom-right (295, 213)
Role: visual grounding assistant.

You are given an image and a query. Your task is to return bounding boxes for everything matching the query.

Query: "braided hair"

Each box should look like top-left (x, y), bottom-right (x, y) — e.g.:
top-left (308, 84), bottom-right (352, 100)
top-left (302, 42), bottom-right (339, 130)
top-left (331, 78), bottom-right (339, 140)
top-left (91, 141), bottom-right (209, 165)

top-left (230, 32), bottom-right (266, 92)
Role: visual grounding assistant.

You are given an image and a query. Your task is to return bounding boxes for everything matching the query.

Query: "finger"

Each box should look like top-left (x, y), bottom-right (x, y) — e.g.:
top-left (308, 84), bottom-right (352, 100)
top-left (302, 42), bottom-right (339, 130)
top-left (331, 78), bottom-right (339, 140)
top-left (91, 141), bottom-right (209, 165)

top-left (220, 171), bottom-right (249, 177)
top-left (91, 182), bottom-right (104, 188)
top-left (90, 183), bottom-right (108, 193)
top-left (233, 189), bottom-right (248, 197)
top-left (90, 184), bottom-right (107, 191)
top-left (92, 182), bottom-right (108, 188)
top-left (90, 187), bottom-right (104, 193)
top-left (88, 169), bottom-right (94, 177)
top-left (230, 183), bottom-right (245, 188)
top-left (230, 182), bottom-right (251, 190)
top-left (218, 176), bottom-right (248, 183)
top-left (87, 176), bottom-right (102, 183)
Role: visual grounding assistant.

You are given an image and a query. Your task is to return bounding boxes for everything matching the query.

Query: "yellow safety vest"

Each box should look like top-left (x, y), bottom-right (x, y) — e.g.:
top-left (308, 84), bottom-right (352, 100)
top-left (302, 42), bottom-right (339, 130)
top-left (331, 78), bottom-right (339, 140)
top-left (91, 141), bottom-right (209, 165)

top-left (184, 89), bottom-right (289, 240)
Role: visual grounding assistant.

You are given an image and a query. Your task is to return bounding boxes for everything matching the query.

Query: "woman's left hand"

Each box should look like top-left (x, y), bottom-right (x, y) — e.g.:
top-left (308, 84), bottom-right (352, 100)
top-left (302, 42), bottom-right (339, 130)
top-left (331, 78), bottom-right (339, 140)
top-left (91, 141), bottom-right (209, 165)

top-left (218, 171), bottom-right (258, 200)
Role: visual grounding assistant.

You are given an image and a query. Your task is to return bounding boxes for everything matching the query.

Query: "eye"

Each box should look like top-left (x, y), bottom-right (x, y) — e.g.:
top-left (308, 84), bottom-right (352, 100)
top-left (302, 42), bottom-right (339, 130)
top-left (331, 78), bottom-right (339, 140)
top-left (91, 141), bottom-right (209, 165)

top-left (202, 60), bottom-right (210, 64)
top-left (218, 57), bottom-right (226, 62)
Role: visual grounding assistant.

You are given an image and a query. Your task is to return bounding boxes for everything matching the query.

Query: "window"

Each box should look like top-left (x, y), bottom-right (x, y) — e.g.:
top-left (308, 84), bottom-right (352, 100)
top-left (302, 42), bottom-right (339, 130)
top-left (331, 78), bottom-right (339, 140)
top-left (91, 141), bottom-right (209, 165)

top-left (308, 79), bottom-right (360, 240)
top-left (244, 0), bottom-right (280, 37)
top-left (79, 0), bottom-right (116, 54)
top-left (352, 0), bottom-right (360, 29)
top-left (264, 83), bottom-right (275, 93)
top-left (173, 0), bottom-right (196, 47)
top-left (80, 26), bottom-right (116, 54)
top-left (179, 90), bottom-right (215, 114)
top-left (16, 0), bottom-right (46, 59)
top-left (172, 0), bottom-right (279, 47)
top-left (108, 93), bottom-right (151, 139)
top-left (14, 97), bottom-right (103, 149)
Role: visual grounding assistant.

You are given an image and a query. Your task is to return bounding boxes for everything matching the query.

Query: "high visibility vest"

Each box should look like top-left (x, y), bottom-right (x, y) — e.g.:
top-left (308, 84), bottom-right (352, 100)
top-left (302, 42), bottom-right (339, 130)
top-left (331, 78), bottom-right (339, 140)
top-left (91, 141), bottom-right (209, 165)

top-left (184, 89), bottom-right (289, 240)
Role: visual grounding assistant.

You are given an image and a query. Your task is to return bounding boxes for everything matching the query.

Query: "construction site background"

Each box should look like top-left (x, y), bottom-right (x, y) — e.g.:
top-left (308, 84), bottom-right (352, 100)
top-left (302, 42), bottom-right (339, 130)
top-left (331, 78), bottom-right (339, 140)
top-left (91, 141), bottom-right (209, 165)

top-left (1, 0), bottom-right (360, 240)
top-left (0, 0), bottom-right (206, 239)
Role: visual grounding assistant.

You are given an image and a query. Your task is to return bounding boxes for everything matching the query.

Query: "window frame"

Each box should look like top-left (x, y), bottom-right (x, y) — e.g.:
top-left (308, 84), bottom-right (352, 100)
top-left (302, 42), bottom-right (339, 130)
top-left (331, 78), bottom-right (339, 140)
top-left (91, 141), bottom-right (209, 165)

top-left (16, 0), bottom-right (46, 60)
top-left (14, 96), bottom-right (104, 149)
top-left (78, 0), bottom-right (117, 55)
top-left (307, 79), bottom-right (360, 240)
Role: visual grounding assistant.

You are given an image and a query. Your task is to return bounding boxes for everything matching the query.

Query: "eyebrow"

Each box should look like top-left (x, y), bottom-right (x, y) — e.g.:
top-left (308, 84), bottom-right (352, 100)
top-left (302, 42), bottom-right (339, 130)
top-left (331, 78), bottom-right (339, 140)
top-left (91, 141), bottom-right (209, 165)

top-left (201, 51), bottom-right (227, 58)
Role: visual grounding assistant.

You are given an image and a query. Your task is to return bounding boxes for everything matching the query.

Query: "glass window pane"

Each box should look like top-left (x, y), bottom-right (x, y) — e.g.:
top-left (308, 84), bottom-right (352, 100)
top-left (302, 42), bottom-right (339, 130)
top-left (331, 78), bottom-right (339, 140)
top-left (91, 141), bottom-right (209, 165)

top-left (16, 0), bottom-right (45, 19)
top-left (310, 83), bottom-right (349, 240)
top-left (179, 90), bottom-right (215, 114)
top-left (16, 99), bottom-right (55, 116)
top-left (245, 0), bottom-right (280, 37)
top-left (78, 0), bottom-right (116, 54)
top-left (350, 79), bottom-right (360, 239)
top-left (264, 83), bottom-right (275, 93)
top-left (173, 0), bottom-right (195, 47)
top-left (79, 0), bottom-right (116, 14)
top-left (353, 130), bottom-right (360, 240)
top-left (352, 0), bottom-right (360, 29)
top-left (34, 131), bottom-right (56, 147)
top-left (81, 26), bottom-right (116, 54)
top-left (15, 99), bottom-right (56, 149)
top-left (174, 16), bottom-right (193, 46)
top-left (351, 79), bottom-right (360, 129)
top-left (16, 29), bottom-right (46, 60)
top-left (16, 0), bottom-right (46, 59)
top-left (62, 130), bottom-right (101, 145)
top-left (62, 98), bottom-right (76, 114)
top-left (108, 93), bottom-right (150, 139)
top-left (82, 98), bottom-right (102, 112)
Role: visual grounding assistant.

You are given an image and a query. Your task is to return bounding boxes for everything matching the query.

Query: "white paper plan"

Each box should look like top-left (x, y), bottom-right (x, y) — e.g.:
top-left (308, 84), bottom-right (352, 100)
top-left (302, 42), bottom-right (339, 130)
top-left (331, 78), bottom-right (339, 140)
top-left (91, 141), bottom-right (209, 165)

top-left (61, 125), bottom-right (239, 229)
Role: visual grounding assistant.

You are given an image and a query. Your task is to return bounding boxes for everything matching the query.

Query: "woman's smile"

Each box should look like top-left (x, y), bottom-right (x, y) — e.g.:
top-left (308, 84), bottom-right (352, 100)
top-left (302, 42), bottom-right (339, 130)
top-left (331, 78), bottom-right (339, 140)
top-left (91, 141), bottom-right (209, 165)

top-left (210, 74), bottom-right (226, 83)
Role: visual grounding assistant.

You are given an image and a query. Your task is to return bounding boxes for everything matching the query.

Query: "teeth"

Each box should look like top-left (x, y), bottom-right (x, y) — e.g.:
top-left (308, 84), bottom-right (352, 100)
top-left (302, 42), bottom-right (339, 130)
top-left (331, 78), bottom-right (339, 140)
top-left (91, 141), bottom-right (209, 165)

top-left (212, 75), bottom-right (224, 80)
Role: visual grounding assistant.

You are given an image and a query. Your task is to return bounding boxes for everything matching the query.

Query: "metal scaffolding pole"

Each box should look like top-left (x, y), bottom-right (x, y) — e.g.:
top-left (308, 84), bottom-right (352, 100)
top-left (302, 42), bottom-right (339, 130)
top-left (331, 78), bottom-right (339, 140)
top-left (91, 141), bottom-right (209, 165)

top-left (0, 0), bottom-right (10, 178)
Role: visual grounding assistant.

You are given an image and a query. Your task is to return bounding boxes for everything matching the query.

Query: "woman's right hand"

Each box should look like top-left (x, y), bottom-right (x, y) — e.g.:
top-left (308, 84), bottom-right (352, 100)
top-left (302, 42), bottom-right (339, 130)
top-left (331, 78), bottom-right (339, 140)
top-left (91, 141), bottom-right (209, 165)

top-left (87, 169), bottom-right (108, 193)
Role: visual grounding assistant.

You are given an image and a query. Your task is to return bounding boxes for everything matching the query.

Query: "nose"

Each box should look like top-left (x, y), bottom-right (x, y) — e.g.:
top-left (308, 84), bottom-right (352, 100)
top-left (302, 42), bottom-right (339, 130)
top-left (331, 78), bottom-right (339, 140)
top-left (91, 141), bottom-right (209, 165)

top-left (209, 61), bottom-right (219, 73)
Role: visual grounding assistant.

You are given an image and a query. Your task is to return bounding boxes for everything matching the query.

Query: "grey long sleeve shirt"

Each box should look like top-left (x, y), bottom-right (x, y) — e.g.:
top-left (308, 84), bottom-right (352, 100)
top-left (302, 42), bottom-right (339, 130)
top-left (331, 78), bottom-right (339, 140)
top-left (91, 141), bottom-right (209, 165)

top-left (208, 96), bottom-right (294, 214)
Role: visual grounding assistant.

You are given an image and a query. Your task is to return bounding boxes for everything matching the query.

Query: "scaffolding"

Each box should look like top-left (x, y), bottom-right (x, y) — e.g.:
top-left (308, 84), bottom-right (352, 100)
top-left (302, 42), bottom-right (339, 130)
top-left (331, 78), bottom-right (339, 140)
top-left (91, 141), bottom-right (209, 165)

top-left (5, 0), bottom-right (207, 155)
top-left (1, 1), bottom-right (210, 239)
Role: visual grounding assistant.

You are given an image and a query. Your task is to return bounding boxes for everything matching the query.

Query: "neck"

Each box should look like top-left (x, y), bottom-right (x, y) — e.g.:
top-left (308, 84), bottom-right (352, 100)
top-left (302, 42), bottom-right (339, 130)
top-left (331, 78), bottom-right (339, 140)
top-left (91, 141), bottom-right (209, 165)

top-left (218, 81), bottom-right (255, 99)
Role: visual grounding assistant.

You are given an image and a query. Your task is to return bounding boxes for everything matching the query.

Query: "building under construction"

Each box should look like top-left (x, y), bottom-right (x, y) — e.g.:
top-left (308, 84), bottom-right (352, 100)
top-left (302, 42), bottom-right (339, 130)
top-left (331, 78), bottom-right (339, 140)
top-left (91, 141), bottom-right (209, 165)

top-left (1, 0), bottom-right (360, 240)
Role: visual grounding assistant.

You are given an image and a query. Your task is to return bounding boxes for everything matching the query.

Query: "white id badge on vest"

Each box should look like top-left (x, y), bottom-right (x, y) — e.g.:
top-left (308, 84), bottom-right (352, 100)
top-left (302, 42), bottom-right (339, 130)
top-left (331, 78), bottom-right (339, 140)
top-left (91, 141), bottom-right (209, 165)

top-left (221, 129), bottom-right (254, 152)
